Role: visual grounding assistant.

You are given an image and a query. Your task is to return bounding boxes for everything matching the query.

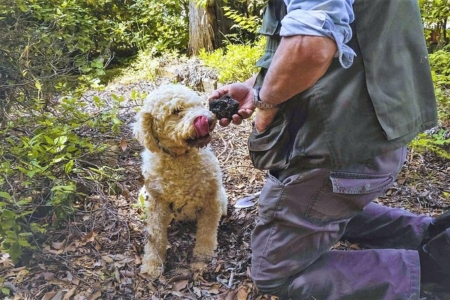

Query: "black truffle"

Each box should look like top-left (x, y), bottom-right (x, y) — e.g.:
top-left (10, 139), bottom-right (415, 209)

top-left (209, 95), bottom-right (239, 120)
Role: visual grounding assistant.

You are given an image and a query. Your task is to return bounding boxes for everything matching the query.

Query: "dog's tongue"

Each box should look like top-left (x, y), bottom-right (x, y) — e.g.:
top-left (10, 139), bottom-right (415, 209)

top-left (194, 116), bottom-right (209, 137)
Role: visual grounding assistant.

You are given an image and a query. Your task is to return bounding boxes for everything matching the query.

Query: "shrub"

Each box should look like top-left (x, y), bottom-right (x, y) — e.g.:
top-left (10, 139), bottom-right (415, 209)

top-left (429, 48), bottom-right (450, 124)
top-left (410, 48), bottom-right (450, 157)
top-left (199, 39), bottom-right (265, 84)
top-left (0, 0), bottom-right (189, 126)
top-left (0, 91), bottom-right (125, 263)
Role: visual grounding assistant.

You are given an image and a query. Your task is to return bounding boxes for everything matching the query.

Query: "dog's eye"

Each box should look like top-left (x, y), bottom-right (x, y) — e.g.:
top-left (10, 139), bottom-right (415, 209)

top-left (172, 108), bottom-right (181, 115)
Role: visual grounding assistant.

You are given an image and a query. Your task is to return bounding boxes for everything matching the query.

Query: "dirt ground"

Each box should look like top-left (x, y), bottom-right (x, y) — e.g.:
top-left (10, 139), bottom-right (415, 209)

top-left (1, 76), bottom-right (449, 300)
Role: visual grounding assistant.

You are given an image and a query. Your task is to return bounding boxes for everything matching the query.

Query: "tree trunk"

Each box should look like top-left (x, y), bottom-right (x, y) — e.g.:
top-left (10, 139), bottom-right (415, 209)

top-left (188, 0), bottom-right (232, 56)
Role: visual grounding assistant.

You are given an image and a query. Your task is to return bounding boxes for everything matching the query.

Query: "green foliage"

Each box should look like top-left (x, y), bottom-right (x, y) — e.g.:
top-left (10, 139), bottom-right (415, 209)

top-left (419, 0), bottom-right (450, 26)
top-left (429, 47), bottom-right (450, 123)
top-left (194, 0), bottom-right (209, 8)
top-left (223, 5), bottom-right (263, 42)
top-left (126, 0), bottom-right (189, 53)
top-left (199, 39), bottom-right (265, 83)
top-left (410, 47), bottom-right (450, 158)
top-left (429, 47), bottom-right (450, 84)
top-left (0, 0), bottom-right (189, 124)
top-left (0, 91), bottom-right (125, 263)
top-left (9, 0), bottom-right (189, 55)
top-left (410, 130), bottom-right (450, 159)
top-left (222, 1), bottom-right (265, 44)
top-left (419, 0), bottom-right (449, 49)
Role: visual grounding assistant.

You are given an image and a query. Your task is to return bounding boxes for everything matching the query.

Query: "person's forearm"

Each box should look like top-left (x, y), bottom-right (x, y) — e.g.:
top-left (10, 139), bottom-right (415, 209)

top-left (259, 35), bottom-right (337, 105)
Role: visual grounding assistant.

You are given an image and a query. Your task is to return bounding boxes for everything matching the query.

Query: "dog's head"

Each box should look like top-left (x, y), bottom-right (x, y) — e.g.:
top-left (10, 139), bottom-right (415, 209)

top-left (133, 84), bottom-right (217, 155)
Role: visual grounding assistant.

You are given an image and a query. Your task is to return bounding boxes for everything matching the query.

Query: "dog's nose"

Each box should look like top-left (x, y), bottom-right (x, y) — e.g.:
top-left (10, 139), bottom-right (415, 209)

top-left (208, 116), bottom-right (217, 130)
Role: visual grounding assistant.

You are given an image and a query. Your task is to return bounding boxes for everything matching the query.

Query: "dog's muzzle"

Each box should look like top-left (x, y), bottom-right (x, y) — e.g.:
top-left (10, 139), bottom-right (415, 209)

top-left (188, 116), bottom-right (216, 148)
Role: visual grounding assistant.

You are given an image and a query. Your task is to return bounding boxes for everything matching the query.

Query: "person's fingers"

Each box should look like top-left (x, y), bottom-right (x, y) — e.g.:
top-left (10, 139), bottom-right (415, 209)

top-left (254, 109), bottom-right (278, 132)
top-left (208, 92), bottom-right (220, 100)
top-left (231, 114), bottom-right (243, 125)
top-left (255, 118), bottom-right (268, 132)
top-left (208, 89), bottom-right (229, 101)
top-left (219, 118), bottom-right (231, 127)
top-left (237, 109), bottom-right (254, 119)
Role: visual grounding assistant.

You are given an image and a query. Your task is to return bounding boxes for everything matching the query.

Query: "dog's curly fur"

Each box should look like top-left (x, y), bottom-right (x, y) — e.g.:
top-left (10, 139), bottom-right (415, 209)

top-left (133, 84), bottom-right (228, 278)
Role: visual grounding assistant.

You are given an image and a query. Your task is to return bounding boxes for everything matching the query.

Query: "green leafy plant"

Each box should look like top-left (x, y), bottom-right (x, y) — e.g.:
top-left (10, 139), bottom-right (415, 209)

top-left (1, 0), bottom-right (190, 125)
top-left (429, 47), bottom-right (450, 124)
top-left (410, 130), bottom-right (450, 159)
top-left (429, 48), bottom-right (450, 82)
top-left (419, 0), bottom-right (449, 50)
top-left (0, 91), bottom-right (125, 263)
top-left (220, 0), bottom-right (266, 44)
top-left (199, 40), bottom-right (265, 83)
top-left (430, 46), bottom-right (450, 125)
top-left (410, 47), bottom-right (450, 158)
top-left (223, 5), bottom-right (262, 39)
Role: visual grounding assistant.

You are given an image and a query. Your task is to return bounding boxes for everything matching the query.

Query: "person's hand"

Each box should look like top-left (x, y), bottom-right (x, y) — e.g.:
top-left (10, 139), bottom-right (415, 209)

top-left (254, 107), bottom-right (279, 133)
top-left (209, 83), bottom-right (255, 127)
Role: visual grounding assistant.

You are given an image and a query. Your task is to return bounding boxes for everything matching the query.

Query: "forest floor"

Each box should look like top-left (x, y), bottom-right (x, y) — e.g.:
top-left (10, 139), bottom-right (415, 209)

top-left (1, 66), bottom-right (450, 300)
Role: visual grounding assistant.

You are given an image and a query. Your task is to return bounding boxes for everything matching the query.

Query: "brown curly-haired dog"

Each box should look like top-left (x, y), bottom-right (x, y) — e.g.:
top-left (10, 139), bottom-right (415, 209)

top-left (133, 84), bottom-right (228, 278)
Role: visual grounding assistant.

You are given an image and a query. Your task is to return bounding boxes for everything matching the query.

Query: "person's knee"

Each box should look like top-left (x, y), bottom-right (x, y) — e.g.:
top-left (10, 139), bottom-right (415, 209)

top-left (254, 277), bottom-right (291, 297)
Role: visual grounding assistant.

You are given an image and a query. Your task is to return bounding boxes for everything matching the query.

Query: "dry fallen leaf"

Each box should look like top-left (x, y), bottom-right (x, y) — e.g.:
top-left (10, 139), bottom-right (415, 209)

top-left (170, 291), bottom-right (184, 297)
top-left (42, 272), bottom-right (55, 281)
top-left (193, 286), bottom-right (202, 297)
top-left (214, 264), bottom-right (222, 273)
top-left (52, 240), bottom-right (66, 250)
top-left (87, 290), bottom-right (102, 300)
top-left (101, 255), bottom-right (114, 264)
top-left (173, 279), bottom-right (188, 291)
top-left (81, 232), bottom-right (98, 244)
top-left (120, 138), bottom-right (128, 151)
top-left (63, 287), bottom-right (77, 300)
top-left (41, 291), bottom-right (57, 300)
top-left (64, 271), bottom-right (73, 282)
top-left (51, 291), bottom-right (64, 300)
top-left (120, 270), bottom-right (135, 277)
top-left (225, 289), bottom-right (238, 300)
top-left (236, 286), bottom-right (249, 300)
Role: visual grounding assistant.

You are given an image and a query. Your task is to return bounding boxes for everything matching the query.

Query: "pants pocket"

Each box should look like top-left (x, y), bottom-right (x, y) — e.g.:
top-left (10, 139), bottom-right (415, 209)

top-left (329, 171), bottom-right (394, 195)
top-left (302, 172), bottom-right (394, 224)
top-left (248, 113), bottom-right (291, 170)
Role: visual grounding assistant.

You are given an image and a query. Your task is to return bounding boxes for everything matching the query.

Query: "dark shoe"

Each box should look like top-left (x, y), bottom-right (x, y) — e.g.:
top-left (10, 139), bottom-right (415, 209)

top-left (428, 209), bottom-right (450, 239)
top-left (419, 228), bottom-right (450, 287)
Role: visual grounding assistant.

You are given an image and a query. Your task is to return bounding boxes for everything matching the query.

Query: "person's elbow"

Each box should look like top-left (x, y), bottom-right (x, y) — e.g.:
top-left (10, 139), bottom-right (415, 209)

top-left (306, 36), bottom-right (337, 67)
top-left (283, 35), bottom-right (337, 69)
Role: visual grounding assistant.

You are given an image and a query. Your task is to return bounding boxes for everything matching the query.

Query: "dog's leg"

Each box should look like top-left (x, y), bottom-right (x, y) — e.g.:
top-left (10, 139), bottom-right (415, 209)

top-left (191, 200), bottom-right (222, 271)
top-left (219, 186), bottom-right (228, 216)
top-left (141, 195), bottom-right (171, 279)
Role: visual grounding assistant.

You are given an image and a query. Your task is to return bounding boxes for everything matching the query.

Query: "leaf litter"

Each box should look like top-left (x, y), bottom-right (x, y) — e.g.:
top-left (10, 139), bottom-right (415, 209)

top-left (0, 67), bottom-right (449, 300)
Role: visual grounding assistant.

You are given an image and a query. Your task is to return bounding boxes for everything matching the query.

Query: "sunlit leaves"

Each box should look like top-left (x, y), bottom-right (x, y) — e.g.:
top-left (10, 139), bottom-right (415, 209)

top-left (199, 40), bottom-right (265, 84)
top-left (0, 90), bottom-right (125, 262)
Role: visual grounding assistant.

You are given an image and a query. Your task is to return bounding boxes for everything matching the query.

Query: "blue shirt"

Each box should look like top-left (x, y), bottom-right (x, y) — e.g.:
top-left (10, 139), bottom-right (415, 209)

top-left (280, 0), bottom-right (356, 68)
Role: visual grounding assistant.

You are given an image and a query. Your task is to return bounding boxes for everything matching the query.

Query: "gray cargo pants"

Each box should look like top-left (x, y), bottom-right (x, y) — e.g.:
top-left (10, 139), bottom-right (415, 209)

top-left (251, 147), bottom-right (433, 299)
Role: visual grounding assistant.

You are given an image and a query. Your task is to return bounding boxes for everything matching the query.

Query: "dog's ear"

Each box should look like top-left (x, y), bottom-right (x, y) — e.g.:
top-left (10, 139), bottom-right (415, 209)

top-left (133, 112), bottom-right (160, 153)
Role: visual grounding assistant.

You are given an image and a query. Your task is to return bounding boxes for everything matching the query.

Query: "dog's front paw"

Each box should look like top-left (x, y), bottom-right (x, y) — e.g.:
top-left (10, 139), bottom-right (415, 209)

top-left (140, 260), bottom-right (163, 279)
top-left (190, 261), bottom-right (207, 273)
top-left (193, 246), bottom-right (215, 261)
